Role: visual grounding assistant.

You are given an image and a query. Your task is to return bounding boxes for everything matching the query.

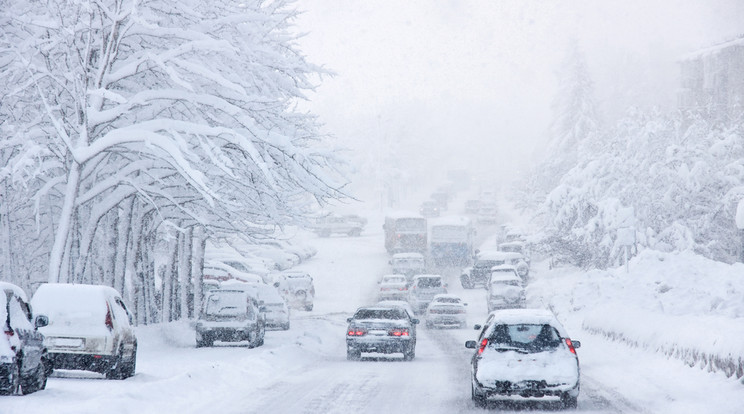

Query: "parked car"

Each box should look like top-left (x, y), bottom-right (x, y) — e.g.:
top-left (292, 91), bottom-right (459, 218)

top-left (254, 283), bottom-right (290, 330)
top-left (1, 282), bottom-right (48, 395)
top-left (312, 213), bottom-right (365, 237)
top-left (487, 267), bottom-right (526, 311)
top-left (425, 294), bottom-right (467, 329)
top-left (465, 309), bottom-right (581, 408)
top-left (195, 288), bottom-right (266, 348)
top-left (31, 283), bottom-right (137, 380)
top-left (274, 271), bottom-right (315, 311)
top-left (377, 274), bottom-right (409, 301)
top-left (389, 252), bottom-right (426, 280)
top-left (407, 274), bottom-right (448, 314)
top-left (346, 306), bottom-right (419, 361)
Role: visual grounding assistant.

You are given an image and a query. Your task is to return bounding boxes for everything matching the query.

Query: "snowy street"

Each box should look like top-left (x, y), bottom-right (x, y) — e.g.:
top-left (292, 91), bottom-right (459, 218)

top-left (3, 218), bottom-right (742, 414)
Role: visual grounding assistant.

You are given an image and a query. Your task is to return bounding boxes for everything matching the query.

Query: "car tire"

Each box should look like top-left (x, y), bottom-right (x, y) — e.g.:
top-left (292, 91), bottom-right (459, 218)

top-left (0, 362), bottom-right (20, 395)
top-left (460, 276), bottom-right (473, 289)
top-left (472, 382), bottom-right (487, 408)
top-left (106, 346), bottom-right (126, 380)
top-left (403, 348), bottom-right (415, 361)
top-left (21, 359), bottom-right (47, 394)
top-left (196, 337), bottom-right (213, 348)
top-left (561, 393), bottom-right (578, 409)
top-left (120, 344), bottom-right (137, 379)
top-left (281, 322), bottom-right (290, 330)
top-left (346, 348), bottom-right (361, 361)
top-left (304, 304), bottom-right (313, 311)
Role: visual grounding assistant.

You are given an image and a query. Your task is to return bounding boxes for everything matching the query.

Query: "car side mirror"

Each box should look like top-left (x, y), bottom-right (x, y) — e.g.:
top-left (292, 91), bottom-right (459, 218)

top-left (259, 306), bottom-right (267, 313)
top-left (572, 340), bottom-right (581, 349)
top-left (273, 282), bottom-right (280, 288)
top-left (346, 318), bottom-right (352, 323)
top-left (465, 340), bottom-right (477, 349)
top-left (411, 319), bottom-right (419, 324)
top-left (473, 324), bottom-right (482, 330)
top-left (34, 314), bottom-right (49, 329)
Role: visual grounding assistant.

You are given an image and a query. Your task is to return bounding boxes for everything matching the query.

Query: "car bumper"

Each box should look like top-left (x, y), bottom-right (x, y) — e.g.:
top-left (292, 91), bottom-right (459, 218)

top-left (196, 325), bottom-right (258, 342)
top-left (347, 336), bottom-right (413, 354)
top-left (378, 292), bottom-right (407, 301)
top-left (426, 314), bottom-right (466, 327)
top-left (48, 352), bottom-right (118, 373)
top-left (474, 375), bottom-right (579, 399)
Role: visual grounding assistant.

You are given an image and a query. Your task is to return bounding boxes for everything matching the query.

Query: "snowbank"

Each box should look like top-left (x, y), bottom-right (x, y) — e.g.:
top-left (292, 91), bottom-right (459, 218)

top-left (529, 249), bottom-right (744, 380)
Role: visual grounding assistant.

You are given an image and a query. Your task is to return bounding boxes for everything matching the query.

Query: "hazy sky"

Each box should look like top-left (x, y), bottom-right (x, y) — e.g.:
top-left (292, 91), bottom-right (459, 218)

top-left (294, 0), bottom-right (744, 200)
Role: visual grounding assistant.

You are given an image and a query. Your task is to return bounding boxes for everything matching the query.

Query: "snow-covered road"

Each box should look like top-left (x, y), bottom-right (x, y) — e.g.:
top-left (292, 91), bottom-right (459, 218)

top-left (3, 218), bottom-right (743, 413)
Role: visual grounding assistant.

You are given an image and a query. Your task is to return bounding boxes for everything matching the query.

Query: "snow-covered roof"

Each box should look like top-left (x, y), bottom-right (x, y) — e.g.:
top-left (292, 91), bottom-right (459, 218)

top-left (478, 251), bottom-right (522, 261)
top-left (486, 308), bottom-right (569, 336)
top-left (391, 252), bottom-right (424, 259)
top-left (385, 211), bottom-right (425, 220)
top-left (680, 35), bottom-right (744, 61)
top-left (429, 215), bottom-right (472, 227)
top-left (0, 281), bottom-right (28, 302)
top-left (411, 274), bottom-right (442, 280)
top-left (489, 271), bottom-right (521, 282)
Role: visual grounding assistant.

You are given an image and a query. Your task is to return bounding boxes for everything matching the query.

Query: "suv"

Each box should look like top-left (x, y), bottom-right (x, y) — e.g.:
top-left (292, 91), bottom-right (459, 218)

top-left (254, 283), bottom-right (290, 330)
top-left (1, 282), bottom-right (48, 395)
top-left (487, 267), bottom-right (526, 311)
top-left (407, 274), bottom-right (448, 314)
top-left (275, 271), bottom-right (315, 311)
top-left (195, 288), bottom-right (266, 347)
top-left (466, 309), bottom-right (581, 408)
top-left (346, 306), bottom-right (419, 361)
top-left (31, 283), bottom-right (137, 380)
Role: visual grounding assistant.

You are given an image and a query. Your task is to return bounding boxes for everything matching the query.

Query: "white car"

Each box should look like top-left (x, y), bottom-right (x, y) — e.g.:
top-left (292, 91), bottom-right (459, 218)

top-left (407, 274), bottom-right (448, 314)
top-left (31, 283), bottom-right (137, 379)
top-left (377, 274), bottom-right (409, 301)
top-left (466, 309), bottom-right (581, 408)
top-left (275, 271), bottom-right (315, 311)
top-left (487, 267), bottom-right (526, 312)
top-left (425, 294), bottom-right (467, 328)
top-left (254, 283), bottom-right (290, 330)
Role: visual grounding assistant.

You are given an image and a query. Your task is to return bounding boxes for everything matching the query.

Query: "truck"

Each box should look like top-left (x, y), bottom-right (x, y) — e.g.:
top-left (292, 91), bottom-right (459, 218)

top-left (428, 216), bottom-right (474, 267)
top-left (383, 212), bottom-right (427, 254)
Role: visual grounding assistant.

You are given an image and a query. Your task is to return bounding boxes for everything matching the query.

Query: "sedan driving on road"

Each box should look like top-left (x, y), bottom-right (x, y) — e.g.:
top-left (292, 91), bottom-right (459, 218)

top-left (377, 274), bottom-right (408, 301)
top-left (346, 306), bottom-right (419, 361)
top-left (425, 294), bottom-right (467, 329)
top-left (466, 309), bottom-right (581, 408)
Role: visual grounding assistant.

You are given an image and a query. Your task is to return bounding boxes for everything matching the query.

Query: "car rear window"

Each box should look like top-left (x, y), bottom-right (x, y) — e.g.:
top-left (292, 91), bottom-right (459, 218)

top-left (416, 278), bottom-right (442, 288)
top-left (488, 324), bottom-right (561, 352)
top-left (205, 291), bottom-right (248, 316)
top-left (354, 308), bottom-right (406, 320)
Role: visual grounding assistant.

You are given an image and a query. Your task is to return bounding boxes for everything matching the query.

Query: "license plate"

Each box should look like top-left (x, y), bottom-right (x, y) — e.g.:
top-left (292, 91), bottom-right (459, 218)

top-left (54, 337), bottom-right (84, 348)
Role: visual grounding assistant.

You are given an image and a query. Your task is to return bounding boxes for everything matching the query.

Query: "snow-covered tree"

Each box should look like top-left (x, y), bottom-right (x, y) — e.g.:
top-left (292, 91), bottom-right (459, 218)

top-left (0, 0), bottom-right (344, 321)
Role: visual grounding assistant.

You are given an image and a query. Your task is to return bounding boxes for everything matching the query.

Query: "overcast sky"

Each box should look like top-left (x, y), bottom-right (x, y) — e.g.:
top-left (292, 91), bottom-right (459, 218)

top-left (294, 0), bottom-right (744, 200)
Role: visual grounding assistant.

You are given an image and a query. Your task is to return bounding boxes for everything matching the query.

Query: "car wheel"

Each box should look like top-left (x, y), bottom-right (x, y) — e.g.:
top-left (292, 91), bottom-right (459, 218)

top-left (21, 359), bottom-right (47, 394)
top-left (282, 322), bottom-right (290, 330)
top-left (196, 337), bottom-right (213, 348)
top-left (120, 344), bottom-right (137, 379)
top-left (472, 382), bottom-right (487, 408)
top-left (105, 347), bottom-right (125, 380)
top-left (304, 304), bottom-right (313, 311)
top-left (561, 393), bottom-right (578, 409)
top-left (460, 276), bottom-right (472, 289)
top-left (346, 348), bottom-right (361, 361)
top-left (403, 347), bottom-right (415, 361)
top-left (0, 362), bottom-right (20, 395)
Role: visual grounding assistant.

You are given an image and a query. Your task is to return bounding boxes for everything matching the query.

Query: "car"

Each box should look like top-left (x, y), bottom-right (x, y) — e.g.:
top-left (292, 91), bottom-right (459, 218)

top-left (419, 200), bottom-right (441, 218)
top-left (477, 202), bottom-right (498, 224)
top-left (389, 252), bottom-right (426, 280)
top-left (407, 274), bottom-right (448, 314)
top-left (425, 294), bottom-right (467, 329)
top-left (1, 282), bottom-right (48, 395)
top-left (487, 267), bottom-right (526, 311)
top-left (274, 271), bottom-right (315, 311)
top-left (346, 306), bottom-right (419, 361)
top-left (377, 274), bottom-right (409, 301)
top-left (464, 199), bottom-right (481, 214)
top-left (31, 283), bottom-right (137, 380)
top-left (254, 283), bottom-right (290, 330)
top-left (461, 250), bottom-right (527, 288)
top-left (465, 309), bottom-right (581, 408)
top-left (312, 213), bottom-right (365, 237)
top-left (195, 288), bottom-right (266, 347)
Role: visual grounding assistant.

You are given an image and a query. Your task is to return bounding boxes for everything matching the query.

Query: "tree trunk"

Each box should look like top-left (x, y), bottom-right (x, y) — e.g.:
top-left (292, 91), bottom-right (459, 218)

top-left (162, 232), bottom-right (179, 322)
top-left (191, 226), bottom-right (207, 320)
top-left (179, 227), bottom-right (193, 320)
top-left (49, 160), bottom-right (81, 283)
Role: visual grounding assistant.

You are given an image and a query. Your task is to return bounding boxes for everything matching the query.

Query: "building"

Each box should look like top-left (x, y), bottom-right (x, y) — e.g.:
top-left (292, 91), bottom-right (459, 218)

top-left (679, 35), bottom-right (744, 118)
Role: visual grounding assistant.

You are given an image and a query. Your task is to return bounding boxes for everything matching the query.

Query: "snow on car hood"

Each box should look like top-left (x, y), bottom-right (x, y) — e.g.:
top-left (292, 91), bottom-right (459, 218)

top-left (476, 348), bottom-right (579, 386)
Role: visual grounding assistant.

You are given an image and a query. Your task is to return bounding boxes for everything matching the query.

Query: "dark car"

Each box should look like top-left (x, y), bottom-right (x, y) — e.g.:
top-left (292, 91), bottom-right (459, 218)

top-left (195, 289), bottom-right (266, 348)
top-left (465, 309), bottom-right (581, 408)
top-left (1, 282), bottom-right (49, 395)
top-left (346, 306), bottom-right (419, 361)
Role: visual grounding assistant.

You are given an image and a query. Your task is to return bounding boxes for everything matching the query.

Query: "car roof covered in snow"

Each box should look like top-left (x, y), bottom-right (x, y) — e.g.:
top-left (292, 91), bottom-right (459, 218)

top-left (489, 271), bottom-right (521, 282)
top-left (429, 215), bottom-right (472, 227)
top-left (485, 309), bottom-right (569, 337)
top-left (411, 274), bottom-right (442, 280)
top-left (477, 250), bottom-right (523, 261)
top-left (385, 211), bottom-right (425, 220)
top-left (0, 281), bottom-right (28, 302)
top-left (391, 252), bottom-right (424, 259)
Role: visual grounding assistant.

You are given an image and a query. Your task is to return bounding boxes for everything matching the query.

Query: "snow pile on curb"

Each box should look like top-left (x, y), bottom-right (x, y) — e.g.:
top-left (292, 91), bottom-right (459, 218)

top-left (529, 249), bottom-right (744, 379)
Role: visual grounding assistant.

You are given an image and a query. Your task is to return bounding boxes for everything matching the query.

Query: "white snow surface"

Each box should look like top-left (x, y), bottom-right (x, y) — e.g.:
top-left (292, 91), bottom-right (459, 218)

top-left (4, 210), bottom-right (744, 413)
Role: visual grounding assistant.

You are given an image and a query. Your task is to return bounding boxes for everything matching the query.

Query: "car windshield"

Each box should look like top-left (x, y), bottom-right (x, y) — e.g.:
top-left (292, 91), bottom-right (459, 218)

top-left (488, 324), bottom-right (561, 352)
top-left (415, 278), bottom-right (442, 288)
top-left (491, 279), bottom-right (521, 287)
top-left (383, 276), bottom-right (406, 284)
top-left (435, 297), bottom-right (460, 303)
top-left (475, 260), bottom-right (499, 269)
top-left (393, 258), bottom-right (423, 267)
top-left (353, 308), bottom-right (406, 320)
top-left (205, 291), bottom-right (247, 316)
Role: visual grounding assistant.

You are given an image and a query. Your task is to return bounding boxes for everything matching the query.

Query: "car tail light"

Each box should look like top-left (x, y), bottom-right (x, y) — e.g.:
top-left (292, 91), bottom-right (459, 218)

top-left (389, 328), bottom-right (409, 336)
top-left (3, 327), bottom-right (13, 337)
top-left (347, 329), bottom-right (366, 336)
top-left (565, 338), bottom-right (577, 354)
top-left (105, 304), bottom-right (114, 331)
top-left (457, 308), bottom-right (466, 314)
top-left (478, 338), bottom-right (488, 355)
